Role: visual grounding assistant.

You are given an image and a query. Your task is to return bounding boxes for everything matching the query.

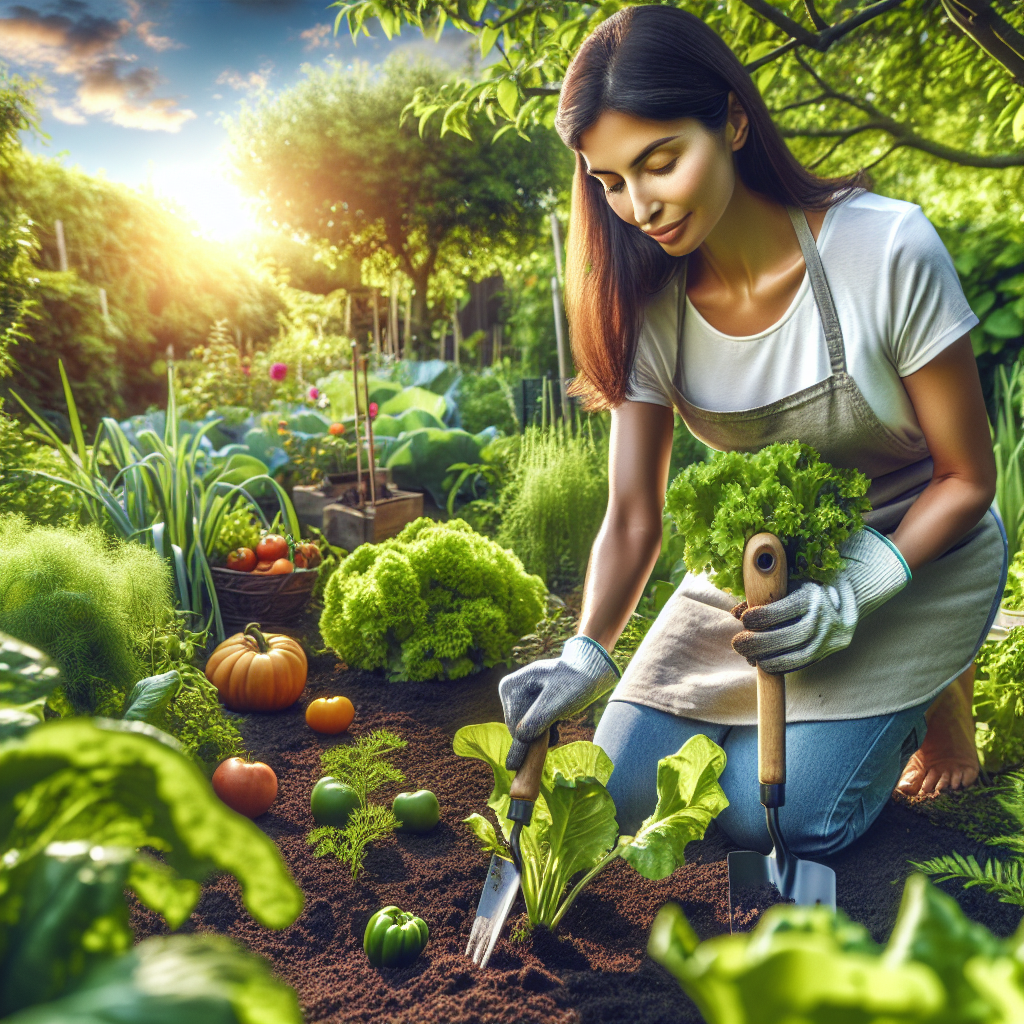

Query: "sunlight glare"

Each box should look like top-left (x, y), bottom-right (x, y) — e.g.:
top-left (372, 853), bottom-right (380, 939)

top-left (148, 161), bottom-right (260, 243)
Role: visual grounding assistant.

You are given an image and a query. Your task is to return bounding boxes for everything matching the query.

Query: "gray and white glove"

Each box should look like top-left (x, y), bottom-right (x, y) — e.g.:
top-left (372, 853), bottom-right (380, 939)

top-left (731, 527), bottom-right (911, 675)
top-left (500, 635), bottom-right (620, 770)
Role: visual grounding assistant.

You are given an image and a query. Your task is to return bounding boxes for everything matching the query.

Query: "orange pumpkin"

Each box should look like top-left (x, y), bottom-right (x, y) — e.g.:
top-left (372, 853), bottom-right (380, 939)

top-left (305, 695), bottom-right (355, 734)
top-left (205, 622), bottom-right (307, 711)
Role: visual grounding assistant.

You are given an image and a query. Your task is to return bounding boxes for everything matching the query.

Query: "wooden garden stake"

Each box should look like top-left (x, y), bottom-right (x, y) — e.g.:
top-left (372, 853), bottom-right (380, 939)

top-left (351, 341), bottom-right (363, 507)
top-left (361, 356), bottom-right (377, 505)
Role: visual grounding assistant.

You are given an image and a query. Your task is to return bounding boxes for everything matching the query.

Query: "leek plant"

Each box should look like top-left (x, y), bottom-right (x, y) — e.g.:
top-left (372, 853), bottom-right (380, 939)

top-left (11, 362), bottom-right (300, 640)
top-left (992, 361), bottom-right (1024, 563)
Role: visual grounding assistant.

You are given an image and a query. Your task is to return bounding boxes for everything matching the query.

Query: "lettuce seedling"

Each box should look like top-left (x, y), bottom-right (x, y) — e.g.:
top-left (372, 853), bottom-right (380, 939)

top-left (454, 723), bottom-right (727, 932)
top-left (664, 441), bottom-right (871, 598)
top-left (973, 627), bottom-right (1024, 772)
top-left (648, 873), bottom-right (1022, 1024)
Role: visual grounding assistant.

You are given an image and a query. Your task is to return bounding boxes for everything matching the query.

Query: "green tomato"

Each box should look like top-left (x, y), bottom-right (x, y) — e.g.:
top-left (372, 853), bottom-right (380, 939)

top-left (310, 776), bottom-right (360, 827)
top-left (392, 790), bottom-right (440, 834)
top-left (363, 905), bottom-right (429, 969)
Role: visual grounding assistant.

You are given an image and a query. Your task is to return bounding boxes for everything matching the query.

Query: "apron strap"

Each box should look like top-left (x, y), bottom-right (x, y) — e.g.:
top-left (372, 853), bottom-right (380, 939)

top-left (787, 207), bottom-right (846, 376)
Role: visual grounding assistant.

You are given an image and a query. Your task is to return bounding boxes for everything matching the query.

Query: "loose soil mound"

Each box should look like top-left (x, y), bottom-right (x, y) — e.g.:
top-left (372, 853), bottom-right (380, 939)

top-left (131, 657), bottom-right (1024, 1024)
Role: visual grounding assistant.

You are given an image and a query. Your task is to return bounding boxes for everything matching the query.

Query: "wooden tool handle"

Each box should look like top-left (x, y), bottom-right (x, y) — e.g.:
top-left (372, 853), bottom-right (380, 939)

top-left (509, 731), bottom-right (550, 803)
top-left (742, 533), bottom-right (788, 787)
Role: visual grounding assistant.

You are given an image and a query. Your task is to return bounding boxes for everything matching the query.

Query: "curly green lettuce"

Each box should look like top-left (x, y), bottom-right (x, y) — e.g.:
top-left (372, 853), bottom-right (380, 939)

top-left (664, 442), bottom-right (871, 597)
top-left (319, 517), bottom-right (547, 681)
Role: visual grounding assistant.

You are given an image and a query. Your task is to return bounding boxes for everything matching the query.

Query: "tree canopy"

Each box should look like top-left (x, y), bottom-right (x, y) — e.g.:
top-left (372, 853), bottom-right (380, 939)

top-left (225, 56), bottom-right (573, 341)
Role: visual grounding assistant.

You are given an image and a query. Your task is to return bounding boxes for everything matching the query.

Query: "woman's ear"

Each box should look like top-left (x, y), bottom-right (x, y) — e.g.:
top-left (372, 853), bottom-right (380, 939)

top-left (726, 91), bottom-right (750, 152)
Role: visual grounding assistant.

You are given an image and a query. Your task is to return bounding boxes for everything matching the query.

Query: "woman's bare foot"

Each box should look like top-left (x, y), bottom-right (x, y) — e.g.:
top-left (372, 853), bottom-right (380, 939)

top-left (896, 666), bottom-right (980, 797)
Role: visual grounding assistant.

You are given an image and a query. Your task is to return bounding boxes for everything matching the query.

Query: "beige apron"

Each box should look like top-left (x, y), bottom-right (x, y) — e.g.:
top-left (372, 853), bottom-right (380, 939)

top-left (611, 203), bottom-right (1006, 724)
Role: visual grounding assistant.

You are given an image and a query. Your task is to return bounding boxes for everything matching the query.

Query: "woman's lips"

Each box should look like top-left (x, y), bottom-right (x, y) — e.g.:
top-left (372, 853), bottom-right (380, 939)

top-left (644, 213), bottom-right (689, 245)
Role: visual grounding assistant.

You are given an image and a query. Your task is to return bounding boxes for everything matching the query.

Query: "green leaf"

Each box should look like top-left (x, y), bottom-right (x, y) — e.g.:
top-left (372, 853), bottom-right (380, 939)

top-left (622, 734), bottom-right (728, 880)
top-left (983, 306), bottom-right (1024, 339)
top-left (122, 670), bottom-right (181, 723)
top-left (0, 634), bottom-right (60, 710)
top-left (127, 852), bottom-right (202, 930)
top-left (480, 24), bottom-right (500, 57)
top-left (1013, 100), bottom-right (1024, 144)
top-left (497, 78), bottom-right (519, 120)
top-left (3, 934), bottom-right (302, 1024)
top-left (463, 812), bottom-right (506, 856)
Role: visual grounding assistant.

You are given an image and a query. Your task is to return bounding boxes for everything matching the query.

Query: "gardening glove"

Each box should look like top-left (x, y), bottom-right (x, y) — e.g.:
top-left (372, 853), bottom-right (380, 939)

top-left (731, 527), bottom-right (911, 675)
top-left (500, 635), bottom-right (620, 771)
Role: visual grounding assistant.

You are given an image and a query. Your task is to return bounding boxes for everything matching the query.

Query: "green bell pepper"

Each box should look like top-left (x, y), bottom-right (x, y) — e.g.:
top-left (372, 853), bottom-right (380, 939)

top-left (363, 906), bottom-right (429, 969)
top-left (310, 776), bottom-right (360, 827)
top-left (392, 790), bottom-right (440, 833)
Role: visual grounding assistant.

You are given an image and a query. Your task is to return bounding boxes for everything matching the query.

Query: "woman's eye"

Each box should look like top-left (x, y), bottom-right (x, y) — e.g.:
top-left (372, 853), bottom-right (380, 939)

top-left (604, 180), bottom-right (625, 195)
top-left (648, 159), bottom-right (678, 176)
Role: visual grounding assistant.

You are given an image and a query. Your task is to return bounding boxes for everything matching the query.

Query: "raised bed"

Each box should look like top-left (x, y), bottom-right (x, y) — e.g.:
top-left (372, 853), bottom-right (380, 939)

top-left (130, 659), bottom-right (1023, 1024)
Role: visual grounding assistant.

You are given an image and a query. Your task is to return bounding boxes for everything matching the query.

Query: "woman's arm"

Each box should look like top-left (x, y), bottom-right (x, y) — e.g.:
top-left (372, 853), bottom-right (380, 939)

top-left (890, 334), bottom-right (996, 571)
top-left (577, 400), bottom-right (675, 652)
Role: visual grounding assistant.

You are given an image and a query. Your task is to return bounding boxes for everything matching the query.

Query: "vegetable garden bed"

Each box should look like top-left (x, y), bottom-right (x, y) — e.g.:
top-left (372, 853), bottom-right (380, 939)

top-left (130, 654), bottom-right (1024, 1024)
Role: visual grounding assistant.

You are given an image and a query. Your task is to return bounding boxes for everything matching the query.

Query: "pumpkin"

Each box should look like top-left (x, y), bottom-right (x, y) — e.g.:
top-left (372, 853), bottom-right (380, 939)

top-left (306, 695), bottom-right (355, 734)
top-left (205, 622), bottom-right (307, 711)
top-left (212, 757), bottom-right (278, 817)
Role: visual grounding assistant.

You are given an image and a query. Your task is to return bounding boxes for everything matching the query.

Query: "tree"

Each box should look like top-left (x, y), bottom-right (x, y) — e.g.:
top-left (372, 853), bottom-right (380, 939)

top-left (225, 56), bottom-right (573, 346)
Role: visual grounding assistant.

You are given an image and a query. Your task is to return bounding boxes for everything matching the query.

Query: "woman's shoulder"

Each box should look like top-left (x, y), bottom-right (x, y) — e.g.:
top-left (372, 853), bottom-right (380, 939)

top-left (826, 190), bottom-right (937, 253)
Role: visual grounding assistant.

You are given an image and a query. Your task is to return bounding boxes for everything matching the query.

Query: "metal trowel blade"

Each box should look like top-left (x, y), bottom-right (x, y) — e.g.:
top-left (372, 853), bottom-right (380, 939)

top-left (727, 849), bottom-right (836, 933)
top-left (466, 853), bottom-right (520, 968)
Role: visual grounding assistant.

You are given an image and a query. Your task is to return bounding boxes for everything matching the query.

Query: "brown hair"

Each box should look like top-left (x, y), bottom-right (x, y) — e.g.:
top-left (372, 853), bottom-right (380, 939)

top-left (556, 6), bottom-right (869, 409)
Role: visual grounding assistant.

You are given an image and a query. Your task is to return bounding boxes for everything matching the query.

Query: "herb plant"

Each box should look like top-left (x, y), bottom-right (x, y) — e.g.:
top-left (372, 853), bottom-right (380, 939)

top-left (319, 517), bottom-right (546, 681)
top-left (307, 728), bottom-right (407, 878)
top-left (455, 723), bottom-right (727, 932)
top-left (648, 873), bottom-right (1024, 1024)
top-left (972, 628), bottom-right (1024, 772)
top-left (664, 441), bottom-right (872, 598)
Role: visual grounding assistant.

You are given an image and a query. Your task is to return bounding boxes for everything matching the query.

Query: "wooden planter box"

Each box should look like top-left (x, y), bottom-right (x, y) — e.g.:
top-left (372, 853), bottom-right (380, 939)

top-left (292, 469), bottom-right (391, 529)
top-left (323, 490), bottom-right (424, 551)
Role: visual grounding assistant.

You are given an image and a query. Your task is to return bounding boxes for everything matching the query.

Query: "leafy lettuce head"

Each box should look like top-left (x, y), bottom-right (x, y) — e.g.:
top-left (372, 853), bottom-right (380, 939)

top-left (664, 442), bottom-right (871, 597)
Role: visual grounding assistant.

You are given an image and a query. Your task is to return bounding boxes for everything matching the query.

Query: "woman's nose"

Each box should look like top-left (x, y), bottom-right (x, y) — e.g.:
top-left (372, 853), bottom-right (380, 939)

top-left (631, 190), bottom-right (663, 230)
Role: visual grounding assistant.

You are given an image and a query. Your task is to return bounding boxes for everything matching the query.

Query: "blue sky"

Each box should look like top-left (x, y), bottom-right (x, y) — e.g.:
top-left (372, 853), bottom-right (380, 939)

top-left (0, 0), bottom-right (470, 238)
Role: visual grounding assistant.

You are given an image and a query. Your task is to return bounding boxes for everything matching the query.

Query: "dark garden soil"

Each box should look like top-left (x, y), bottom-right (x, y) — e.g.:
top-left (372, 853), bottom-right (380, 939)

top-left (131, 652), bottom-right (1024, 1024)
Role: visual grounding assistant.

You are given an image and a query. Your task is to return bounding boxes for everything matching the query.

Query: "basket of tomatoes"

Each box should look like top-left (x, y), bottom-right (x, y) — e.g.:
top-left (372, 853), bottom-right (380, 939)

top-left (211, 533), bottom-right (323, 630)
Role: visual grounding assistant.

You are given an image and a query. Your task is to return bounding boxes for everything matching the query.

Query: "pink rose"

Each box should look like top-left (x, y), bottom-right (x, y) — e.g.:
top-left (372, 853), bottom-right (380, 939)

top-left (241, 365), bottom-right (251, 377)
top-left (269, 362), bottom-right (288, 382)
top-left (368, 402), bottom-right (378, 420)
top-left (308, 386), bottom-right (319, 400)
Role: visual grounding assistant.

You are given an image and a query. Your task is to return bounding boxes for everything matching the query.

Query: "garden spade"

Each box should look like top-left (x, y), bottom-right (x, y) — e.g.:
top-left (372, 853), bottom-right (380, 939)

top-left (727, 533), bottom-right (836, 932)
top-left (465, 730), bottom-right (550, 968)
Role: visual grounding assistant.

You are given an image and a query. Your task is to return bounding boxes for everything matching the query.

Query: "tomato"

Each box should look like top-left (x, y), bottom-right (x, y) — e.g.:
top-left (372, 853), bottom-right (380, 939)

top-left (256, 534), bottom-right (289, 562)
top-left (211, 757), bottom-right (278, 818)
top-left (328, 422), bottom-right (345, 436)
top-left (226, 547), bottom-right (257, 572)
top-left (392, 790), bottom-right (440, 834)
top-left (310, 776), bottom-right (361, 827)
top-left (297, 542), bottom-right (322, 568)
top-left (254, 558), bottom-right (293, 575)
top-left (306, 695), bottom-right (355, 734)
top-left (293, 551), bottom-right (308, 569)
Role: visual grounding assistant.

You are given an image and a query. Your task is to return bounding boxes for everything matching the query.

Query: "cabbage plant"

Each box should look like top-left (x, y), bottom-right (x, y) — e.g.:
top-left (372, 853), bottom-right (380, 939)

top-left (454, 723), bottom-right (727, 931)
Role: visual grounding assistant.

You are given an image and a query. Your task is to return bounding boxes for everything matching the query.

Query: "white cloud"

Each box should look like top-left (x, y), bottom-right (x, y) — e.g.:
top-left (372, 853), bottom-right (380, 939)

top-left (136, 21), bottom-right (182, 52)
top-left (0, 4), bottom-right (192, 131)
top-left (299, 23), bottom-right (336, 51)
top-left (216, 64), bottom-right (273, 92)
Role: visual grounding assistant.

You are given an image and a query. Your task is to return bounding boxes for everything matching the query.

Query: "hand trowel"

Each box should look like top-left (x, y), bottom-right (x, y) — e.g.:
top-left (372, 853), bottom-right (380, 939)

top-left (465, 730), bottom-right (549, 968)
top-left (727, 532), bottom-right (837, 931)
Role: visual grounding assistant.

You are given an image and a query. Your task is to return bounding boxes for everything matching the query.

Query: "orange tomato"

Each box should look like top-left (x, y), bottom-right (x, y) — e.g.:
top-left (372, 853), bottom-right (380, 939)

top-left (211, 757), bottom-right (278, 817)
top-left (305, 695), bottom-right (355, 734)
top-left (328, 422), bottom-right (345, 436)
top-left (256, 534), bottom-right (289, 562)
top-left (254, 558), bottom-right (293, 575)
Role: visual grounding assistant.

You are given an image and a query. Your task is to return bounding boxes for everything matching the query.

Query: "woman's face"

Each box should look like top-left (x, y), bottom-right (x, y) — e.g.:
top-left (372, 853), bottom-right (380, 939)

top-left (577, 94), bottom-right (748, 256)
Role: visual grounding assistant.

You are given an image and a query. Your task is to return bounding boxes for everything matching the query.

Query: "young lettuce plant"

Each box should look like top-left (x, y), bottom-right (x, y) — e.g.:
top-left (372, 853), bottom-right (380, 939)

top-left (648, 873), bottom-right (1024, 1024)
top-left (454, 723), bottom-right (727, 932)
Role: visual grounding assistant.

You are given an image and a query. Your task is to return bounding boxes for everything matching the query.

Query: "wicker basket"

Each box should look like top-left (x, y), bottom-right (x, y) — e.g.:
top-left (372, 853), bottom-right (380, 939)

top-left (211, 566), bottom-right (319, 632)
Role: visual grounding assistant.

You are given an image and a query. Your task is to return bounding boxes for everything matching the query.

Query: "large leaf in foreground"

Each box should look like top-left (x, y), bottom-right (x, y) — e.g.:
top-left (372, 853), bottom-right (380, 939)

top-left (622, 734), bottom-right (729, 880)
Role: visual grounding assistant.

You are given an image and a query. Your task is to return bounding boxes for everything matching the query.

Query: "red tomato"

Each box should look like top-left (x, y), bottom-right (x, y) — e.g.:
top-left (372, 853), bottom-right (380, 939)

top-left (256, 534), bottom-right (289, 561)
top-left (226, 547), bottom-right (257, 572)
top-left (293, 551), bottom-right (308, 569)
top-left (211, 757), bottom-right (278, 817)
top-left (328, 422), bottom-right (345, 436)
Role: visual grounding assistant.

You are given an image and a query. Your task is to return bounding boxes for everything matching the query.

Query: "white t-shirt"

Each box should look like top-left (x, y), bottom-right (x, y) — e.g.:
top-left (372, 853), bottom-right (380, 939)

top-left (626, 191), bottom-right (979, 450)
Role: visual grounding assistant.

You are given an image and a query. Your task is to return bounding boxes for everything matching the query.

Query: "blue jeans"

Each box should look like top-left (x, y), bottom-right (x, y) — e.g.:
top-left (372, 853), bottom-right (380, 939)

top-left (593, 700), bottom-right (929, 857)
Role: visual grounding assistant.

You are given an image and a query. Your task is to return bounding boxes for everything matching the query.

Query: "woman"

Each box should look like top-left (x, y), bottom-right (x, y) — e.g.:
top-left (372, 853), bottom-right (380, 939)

top-left (498, 5), bottom-right (1006, 857)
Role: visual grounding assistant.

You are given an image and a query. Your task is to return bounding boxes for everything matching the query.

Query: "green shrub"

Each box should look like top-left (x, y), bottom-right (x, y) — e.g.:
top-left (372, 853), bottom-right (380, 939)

top-left (973, 628), bottom-right (1024, 772)
top-left (319, 517), bottom-right (546, 681)
top-left (0, 516), bottom-right (173, 714)
top-left (458, 366), bottom-right (520, 435)
top-left (496, 422), bottom-right (608, 590)
top-left (665, 441), bottom-right (871, 598)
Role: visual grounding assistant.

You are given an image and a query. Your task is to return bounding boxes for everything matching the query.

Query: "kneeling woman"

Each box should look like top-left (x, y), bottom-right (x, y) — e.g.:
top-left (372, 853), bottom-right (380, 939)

top-left (498, 5), bottom-right (1006, 857)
